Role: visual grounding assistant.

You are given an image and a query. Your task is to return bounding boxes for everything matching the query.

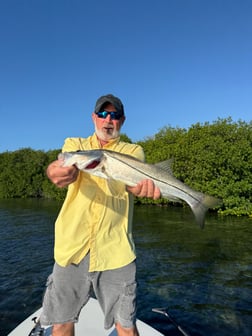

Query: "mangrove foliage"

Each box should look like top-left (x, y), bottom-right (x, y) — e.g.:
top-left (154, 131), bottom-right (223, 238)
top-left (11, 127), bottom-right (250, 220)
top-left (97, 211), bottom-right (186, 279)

top-left (0, 118), bottom-right (251, 217)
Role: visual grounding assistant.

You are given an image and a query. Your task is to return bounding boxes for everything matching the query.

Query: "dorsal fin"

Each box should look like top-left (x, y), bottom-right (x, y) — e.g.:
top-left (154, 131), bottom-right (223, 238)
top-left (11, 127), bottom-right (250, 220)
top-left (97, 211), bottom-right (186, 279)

top-left (154, 159), bottom-right (174, 174)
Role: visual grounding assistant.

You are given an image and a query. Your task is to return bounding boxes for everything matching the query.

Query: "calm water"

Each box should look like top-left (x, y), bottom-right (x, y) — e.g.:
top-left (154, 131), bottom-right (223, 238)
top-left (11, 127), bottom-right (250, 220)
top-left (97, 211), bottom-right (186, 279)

top-left (0, 199), bottom-right (251, 336)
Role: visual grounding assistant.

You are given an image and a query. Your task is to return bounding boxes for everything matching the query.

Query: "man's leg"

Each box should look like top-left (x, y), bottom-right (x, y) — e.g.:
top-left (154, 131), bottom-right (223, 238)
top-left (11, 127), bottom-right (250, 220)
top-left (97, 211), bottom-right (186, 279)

top-left (52, 322), bottom-right (74, 336)
top-left (40, 256), bottom-right (91, 334)
top-left (115, 322), bottom-right (139, 336)
top-left (94, 261), bottom-right (138, 333)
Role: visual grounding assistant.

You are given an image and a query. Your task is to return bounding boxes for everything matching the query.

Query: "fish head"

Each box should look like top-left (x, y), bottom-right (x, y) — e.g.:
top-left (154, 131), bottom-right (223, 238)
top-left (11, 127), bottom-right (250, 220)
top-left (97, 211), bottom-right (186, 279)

top-left (59, 150), bottom-right (105, 174)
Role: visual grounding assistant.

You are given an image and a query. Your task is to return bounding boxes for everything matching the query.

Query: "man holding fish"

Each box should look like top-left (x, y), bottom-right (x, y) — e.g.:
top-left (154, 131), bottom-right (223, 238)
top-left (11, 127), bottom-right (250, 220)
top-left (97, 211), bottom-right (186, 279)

top-left (40, 94), bottom-right (161, 336)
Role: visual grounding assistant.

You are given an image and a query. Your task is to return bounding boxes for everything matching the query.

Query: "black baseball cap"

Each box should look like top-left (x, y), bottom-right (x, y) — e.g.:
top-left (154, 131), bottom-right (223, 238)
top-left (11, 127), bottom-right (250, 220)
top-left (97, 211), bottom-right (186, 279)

top-left (94, 94), bottom-right (124, 115)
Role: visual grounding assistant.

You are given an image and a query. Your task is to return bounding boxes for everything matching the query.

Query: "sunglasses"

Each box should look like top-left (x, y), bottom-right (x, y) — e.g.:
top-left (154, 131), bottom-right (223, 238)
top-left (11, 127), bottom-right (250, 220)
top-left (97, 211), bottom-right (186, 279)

top-left (95, 111), bottom-right (123, 120)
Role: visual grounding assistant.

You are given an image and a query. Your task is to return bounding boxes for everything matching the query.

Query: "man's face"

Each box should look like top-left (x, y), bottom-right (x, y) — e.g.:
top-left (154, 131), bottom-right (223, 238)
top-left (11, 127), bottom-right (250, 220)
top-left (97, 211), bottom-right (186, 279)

top-left (92, 103), bottom-right (125, 143)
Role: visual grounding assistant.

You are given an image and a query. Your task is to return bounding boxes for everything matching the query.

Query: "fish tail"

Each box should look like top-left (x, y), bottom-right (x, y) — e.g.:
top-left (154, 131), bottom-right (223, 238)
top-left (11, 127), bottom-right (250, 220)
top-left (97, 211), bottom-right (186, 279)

top-left (191, 194), bottom-right (222, 229)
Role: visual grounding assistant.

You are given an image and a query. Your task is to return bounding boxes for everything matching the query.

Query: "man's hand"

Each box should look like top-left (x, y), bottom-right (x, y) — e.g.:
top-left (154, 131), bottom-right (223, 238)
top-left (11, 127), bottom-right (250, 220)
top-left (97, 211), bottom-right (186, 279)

top-left (126, 179), bottom-right (161, 200)
top-left (46, 160), bottom-right (79, 188)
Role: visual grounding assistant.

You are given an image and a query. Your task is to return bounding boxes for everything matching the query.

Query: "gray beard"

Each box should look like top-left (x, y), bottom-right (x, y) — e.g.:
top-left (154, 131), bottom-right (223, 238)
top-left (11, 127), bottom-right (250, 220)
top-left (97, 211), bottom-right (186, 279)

top-left (94, 124), bottom-right (120, 142)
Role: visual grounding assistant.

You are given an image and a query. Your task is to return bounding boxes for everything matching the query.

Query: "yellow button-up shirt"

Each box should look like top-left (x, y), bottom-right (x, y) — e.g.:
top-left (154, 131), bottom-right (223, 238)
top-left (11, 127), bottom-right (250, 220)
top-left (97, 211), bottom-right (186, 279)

top-left (54, 133), bottom-right (145, 271)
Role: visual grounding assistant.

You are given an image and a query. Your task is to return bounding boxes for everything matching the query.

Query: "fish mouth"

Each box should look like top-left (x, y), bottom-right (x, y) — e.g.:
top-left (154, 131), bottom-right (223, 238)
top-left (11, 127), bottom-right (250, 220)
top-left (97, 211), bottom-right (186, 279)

top-left (85, 159), bottom-right (101, 170)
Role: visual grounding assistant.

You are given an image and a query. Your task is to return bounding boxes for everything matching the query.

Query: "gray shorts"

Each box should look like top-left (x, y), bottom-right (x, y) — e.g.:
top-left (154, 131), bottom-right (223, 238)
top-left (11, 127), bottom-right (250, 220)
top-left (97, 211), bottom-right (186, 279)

top-left (40, 254), bottom-right (137, 329)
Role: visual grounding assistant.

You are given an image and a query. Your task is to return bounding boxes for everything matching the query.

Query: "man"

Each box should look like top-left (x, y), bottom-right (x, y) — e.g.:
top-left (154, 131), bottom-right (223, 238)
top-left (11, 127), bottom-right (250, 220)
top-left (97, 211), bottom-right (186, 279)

top-left (41, 94), bottom-right (160, 336)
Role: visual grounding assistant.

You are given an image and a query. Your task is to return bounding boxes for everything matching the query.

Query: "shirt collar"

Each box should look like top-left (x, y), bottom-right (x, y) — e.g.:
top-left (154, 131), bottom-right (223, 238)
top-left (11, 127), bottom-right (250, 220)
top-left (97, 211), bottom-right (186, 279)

top-left (91, 133), bottom-right (120, 149)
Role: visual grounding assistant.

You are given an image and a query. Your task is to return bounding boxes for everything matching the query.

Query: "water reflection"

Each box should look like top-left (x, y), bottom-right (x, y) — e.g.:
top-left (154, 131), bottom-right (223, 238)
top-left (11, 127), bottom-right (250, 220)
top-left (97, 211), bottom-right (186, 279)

top-left (134, 205), bottom-right (252, 335)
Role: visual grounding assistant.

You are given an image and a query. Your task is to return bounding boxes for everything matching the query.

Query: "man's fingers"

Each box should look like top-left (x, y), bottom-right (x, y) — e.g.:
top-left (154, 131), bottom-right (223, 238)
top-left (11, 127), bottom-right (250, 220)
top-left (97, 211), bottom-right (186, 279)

top-left (47, 161), bottom-right (79, 188)
top-left (137, 180), bottom-right (153, 198)
top-left (153, 186), bottom-right (161, 200)
top-left (127, 179), bottom-right (161, 199)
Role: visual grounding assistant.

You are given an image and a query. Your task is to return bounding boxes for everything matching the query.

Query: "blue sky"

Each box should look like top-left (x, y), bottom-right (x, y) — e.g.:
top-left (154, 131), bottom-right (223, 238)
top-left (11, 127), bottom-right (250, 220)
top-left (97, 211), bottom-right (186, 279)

top-left (1, 0), bottom-right (251, 152)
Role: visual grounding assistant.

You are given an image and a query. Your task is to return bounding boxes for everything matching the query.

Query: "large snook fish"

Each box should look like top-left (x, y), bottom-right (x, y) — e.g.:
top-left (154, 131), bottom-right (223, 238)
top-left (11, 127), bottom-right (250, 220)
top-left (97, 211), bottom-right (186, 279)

top-left (59, 150), bottom-right (221, 228)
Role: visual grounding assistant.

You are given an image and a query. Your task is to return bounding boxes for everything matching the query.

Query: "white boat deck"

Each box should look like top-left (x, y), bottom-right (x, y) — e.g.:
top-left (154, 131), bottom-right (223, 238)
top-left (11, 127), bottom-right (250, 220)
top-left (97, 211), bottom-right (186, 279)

top-left (8, 297), bottom-right (163, 335)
